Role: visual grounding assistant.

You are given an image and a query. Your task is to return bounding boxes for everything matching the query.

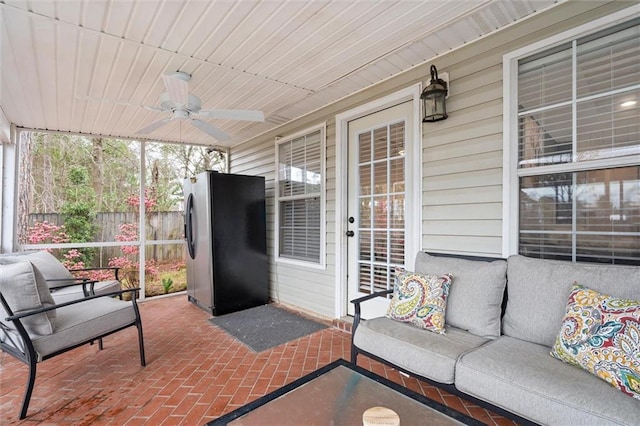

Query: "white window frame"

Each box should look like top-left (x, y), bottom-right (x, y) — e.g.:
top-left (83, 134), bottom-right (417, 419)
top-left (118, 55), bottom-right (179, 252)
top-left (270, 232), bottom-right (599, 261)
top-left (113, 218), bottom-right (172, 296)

top-left (503, 6), bottom-right (640, 258)
top-left (274, 123), bottom-right (326, 269)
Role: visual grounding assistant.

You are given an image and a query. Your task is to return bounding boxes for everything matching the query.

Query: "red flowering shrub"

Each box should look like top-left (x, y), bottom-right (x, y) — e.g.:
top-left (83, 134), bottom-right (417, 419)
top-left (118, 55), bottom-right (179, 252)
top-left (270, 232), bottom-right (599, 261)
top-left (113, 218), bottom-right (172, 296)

top-left (109, 222), bottom-right (158, 288)
top-left (27, 221), bottom-right (70, 245)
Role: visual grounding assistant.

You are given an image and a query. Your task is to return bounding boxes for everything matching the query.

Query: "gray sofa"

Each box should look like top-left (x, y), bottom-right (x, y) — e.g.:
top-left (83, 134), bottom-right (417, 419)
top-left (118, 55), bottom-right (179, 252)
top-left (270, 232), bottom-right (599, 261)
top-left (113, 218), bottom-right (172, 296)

top-left (351, 252), bottom-right (640, 425)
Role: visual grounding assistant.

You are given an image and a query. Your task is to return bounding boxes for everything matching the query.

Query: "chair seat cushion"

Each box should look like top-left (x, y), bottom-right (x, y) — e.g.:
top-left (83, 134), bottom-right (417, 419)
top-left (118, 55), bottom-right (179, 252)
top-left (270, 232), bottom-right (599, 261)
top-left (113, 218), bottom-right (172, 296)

top-left (353, 317), bottom-right (490, 384)
top-left (31, 297), bottom-right (137, 360)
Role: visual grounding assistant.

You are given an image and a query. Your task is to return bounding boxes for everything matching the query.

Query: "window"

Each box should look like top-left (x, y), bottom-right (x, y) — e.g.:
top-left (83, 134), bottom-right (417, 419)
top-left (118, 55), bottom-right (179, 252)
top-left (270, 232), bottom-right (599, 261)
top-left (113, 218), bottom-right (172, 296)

top-left (507, 17), bottom-right (640, 265)
top-left (275, 125), bottom-right (325, 266)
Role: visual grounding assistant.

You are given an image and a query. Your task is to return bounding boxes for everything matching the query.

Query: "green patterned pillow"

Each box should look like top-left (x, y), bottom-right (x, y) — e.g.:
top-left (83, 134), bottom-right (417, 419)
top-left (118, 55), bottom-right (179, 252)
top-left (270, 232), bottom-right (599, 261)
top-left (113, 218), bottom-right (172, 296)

top-left (551, 283), bottom-right (640, 401)
top-left (386, 270), bottom-right (453, 334)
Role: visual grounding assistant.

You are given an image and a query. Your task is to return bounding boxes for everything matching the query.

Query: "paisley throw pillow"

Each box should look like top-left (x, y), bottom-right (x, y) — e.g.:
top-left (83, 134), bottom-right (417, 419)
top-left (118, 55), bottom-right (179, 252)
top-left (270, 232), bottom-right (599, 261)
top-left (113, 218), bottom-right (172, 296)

top-left (386, 270), bottom-right (453, 334)
top-left (550, 283), bottom-right (640, 401)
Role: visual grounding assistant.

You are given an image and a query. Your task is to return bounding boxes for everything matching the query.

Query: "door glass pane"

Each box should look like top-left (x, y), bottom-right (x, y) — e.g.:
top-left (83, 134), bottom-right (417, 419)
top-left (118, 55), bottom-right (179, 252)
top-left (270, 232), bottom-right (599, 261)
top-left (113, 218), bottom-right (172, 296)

top-left (360, 164), bottom-right (371, 196)
top-left (359, 231), bottom-right (371, 261)
top-left (373, 231), bottom-right (388, 262)
top-left (357, 121), bottom-right (406, 294)
top-left (360, 198), bottom-right (371, 225)
top-left (390, 194), bottom-right (405, 229)
top-left (373, 127), bottom-right (387, 160)
top-left (390, 159), bottom-right (404, 192)
top-left (373, 196), bottom-right (388, 228)
top-left (390, 231), bottom-right (404, 264)
top-left (373, 265), bottom-right (389, 292)
top-left (359, 131), bottom-right (372, 163)
top-left (389, 122), bottom-right (405, 157)
top-left (358, 263), bottom-right (371, 293)
top-left (373, 162), bottom-right (387, 194)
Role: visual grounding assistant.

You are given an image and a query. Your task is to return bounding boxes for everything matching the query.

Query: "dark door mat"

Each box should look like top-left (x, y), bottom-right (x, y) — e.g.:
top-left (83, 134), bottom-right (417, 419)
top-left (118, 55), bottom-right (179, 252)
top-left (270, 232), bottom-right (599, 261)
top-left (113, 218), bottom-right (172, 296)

top-left (208, 304), bottom-right (328, 352)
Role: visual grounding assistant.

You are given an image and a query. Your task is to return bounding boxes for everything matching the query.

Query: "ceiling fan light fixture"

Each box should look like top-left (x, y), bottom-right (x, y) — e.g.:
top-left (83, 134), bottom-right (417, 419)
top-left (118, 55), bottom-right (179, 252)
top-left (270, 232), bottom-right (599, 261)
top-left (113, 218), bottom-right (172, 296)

top-left (173, 110), bottom-right (189, 119)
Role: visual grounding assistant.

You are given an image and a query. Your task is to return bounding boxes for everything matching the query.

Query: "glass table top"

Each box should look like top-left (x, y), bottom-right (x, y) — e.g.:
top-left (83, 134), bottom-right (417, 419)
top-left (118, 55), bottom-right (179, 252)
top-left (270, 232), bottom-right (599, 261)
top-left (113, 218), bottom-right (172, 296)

top-left (211, 360), bottom-right (480, 426)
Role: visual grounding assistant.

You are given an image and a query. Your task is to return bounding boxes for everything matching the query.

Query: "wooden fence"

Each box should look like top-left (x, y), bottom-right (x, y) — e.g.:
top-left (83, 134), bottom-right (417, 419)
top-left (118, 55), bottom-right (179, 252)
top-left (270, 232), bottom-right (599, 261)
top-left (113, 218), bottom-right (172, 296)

top-left (28, 211), bottom-right (186, 265)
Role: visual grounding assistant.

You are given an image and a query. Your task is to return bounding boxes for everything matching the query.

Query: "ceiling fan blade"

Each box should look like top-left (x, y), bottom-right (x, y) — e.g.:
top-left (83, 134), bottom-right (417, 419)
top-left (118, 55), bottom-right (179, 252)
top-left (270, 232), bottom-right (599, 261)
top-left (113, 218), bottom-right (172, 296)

top-left (190, 119), bottom-right (230, 141)
top-left (162, 72), bottom-right (190, 106)
top-left (135, 118), bottom-right (172, 135)
top-left (198, 109), bottom-right (265, 122)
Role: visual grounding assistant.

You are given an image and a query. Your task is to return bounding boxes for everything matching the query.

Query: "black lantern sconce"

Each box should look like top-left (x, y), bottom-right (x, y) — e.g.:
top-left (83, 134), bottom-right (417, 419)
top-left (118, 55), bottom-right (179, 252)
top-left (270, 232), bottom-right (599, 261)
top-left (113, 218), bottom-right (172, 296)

top-left (421, 65), bottom-right (448, 122)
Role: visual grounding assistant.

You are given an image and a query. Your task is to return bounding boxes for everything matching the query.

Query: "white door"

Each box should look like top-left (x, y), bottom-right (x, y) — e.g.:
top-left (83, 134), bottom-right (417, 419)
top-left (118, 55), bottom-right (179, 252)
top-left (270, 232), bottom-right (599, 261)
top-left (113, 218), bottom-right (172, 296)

top-left (346, 101), bottom-right (414, 318)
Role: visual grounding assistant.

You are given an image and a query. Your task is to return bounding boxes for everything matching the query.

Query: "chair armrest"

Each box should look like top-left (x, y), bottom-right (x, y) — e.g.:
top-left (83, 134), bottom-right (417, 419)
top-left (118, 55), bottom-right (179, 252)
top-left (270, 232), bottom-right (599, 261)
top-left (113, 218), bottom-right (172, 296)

top-left (4, 288), bottom-right (141, 322)
top-left (47, 278), bottom-right (101, 297)
top-left (350, 289), bottom-right (393, 335)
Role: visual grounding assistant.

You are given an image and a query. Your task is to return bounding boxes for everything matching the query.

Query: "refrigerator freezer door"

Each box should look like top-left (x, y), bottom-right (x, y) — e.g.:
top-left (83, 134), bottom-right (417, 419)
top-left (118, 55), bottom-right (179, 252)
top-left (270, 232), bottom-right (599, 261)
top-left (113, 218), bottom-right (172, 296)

top-left (185, 174), bottom-right (214, 311)
top-left (209, 173), bottom-right (268, 315)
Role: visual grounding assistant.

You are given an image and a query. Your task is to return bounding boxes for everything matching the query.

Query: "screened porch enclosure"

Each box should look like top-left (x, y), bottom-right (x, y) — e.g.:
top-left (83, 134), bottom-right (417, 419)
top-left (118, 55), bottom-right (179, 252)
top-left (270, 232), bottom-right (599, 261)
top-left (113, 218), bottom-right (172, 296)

top-left (15, 130), bottom-right (228, 299)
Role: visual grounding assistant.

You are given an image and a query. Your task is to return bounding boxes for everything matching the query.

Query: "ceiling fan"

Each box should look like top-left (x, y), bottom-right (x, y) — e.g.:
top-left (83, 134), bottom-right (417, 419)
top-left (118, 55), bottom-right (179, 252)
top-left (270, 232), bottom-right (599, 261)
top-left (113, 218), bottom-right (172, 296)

top-left (136, 71), bottom-right (264, 141)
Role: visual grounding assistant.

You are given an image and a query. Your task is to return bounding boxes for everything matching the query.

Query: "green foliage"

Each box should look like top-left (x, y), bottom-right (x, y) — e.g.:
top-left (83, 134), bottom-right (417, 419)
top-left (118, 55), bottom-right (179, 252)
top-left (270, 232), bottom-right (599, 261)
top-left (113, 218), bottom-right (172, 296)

top-left (61, 166), bottom-right (96, 263)
top-left (161, 277), bottom-right (174, 294)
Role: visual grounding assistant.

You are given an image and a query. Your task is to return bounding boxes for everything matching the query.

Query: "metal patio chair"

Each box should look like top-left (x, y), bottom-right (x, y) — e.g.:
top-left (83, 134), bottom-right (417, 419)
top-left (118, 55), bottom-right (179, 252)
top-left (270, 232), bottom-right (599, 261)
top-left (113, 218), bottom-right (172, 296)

top-left (0, 261), bottom-right (146, 420)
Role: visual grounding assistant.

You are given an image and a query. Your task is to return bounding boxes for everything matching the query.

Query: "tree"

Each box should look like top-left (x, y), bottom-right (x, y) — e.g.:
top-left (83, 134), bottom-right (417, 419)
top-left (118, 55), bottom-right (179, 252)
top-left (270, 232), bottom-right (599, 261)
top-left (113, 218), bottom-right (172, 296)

top-left (61, 166), bottom-right (97, 263)
top-left (17, 132), bottom-right (33, 243)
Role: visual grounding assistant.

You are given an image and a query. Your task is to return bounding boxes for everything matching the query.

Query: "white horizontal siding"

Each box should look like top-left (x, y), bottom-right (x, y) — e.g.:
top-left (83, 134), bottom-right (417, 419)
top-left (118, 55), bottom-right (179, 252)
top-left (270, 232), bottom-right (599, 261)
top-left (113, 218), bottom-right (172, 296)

top-left (229, 1), bottom-right (630, 317)
top-left (230, 120), bottom-right (336, 318)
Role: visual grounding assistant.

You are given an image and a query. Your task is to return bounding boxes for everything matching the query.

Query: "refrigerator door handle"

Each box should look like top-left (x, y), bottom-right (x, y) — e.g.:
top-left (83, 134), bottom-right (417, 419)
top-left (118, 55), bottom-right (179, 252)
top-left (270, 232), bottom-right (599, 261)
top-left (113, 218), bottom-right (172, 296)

top-left (185, 193), bottom-right (196, 259)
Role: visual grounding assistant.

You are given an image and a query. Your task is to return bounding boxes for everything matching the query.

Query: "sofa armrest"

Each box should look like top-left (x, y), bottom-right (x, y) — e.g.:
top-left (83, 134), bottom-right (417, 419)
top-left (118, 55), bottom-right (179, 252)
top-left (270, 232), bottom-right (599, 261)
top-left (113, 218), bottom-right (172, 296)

top-left (350, 289), bottom-right (393, 335)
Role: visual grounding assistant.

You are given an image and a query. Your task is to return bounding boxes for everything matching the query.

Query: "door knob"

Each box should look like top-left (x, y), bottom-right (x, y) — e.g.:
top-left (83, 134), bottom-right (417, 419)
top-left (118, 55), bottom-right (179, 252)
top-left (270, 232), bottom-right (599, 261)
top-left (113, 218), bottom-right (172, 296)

top-left (346, 230), bottom-right (355, 237)
top-left (348, 216), bottom-right (355, 223)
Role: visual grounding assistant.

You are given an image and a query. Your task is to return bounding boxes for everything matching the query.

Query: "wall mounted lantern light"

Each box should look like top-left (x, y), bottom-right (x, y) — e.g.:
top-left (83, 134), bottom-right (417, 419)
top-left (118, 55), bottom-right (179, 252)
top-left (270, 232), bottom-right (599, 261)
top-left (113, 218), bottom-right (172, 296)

top-left (421, 65), bottom-right (448, 122)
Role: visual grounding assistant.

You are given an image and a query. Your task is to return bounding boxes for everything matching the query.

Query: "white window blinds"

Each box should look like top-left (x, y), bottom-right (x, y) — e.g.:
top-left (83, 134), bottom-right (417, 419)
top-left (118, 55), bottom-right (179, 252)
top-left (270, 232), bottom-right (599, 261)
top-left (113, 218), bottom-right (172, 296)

top-left (276, 128), bottom-right (324, 264)
top-left (516, 18), bottom-right (640, 265)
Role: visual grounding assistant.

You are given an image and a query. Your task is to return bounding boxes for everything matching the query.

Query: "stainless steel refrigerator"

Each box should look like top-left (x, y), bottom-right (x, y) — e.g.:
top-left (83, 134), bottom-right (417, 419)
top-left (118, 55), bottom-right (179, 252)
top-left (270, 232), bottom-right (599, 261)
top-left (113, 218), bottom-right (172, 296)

top-left (184, 171), bottom-right (268, 316)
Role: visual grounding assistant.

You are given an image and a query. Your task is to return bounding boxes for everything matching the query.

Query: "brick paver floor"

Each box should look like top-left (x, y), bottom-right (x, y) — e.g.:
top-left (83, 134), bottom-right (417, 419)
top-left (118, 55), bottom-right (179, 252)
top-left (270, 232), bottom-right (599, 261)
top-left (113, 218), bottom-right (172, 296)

top-left (1, 295), bottom-right (517, 425)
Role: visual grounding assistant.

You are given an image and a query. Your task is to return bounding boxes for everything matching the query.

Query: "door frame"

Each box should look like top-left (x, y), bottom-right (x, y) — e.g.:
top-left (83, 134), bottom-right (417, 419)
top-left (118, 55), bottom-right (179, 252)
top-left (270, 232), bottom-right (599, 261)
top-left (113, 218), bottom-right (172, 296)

top-left (334, 84), bottom-right (422, 318)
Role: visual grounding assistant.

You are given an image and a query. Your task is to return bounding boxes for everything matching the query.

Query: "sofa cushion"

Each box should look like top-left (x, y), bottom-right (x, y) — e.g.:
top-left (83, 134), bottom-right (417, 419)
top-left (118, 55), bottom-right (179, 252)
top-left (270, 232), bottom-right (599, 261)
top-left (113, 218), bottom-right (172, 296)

top-left (0, 262), bottom-right (56, 335)
top-left (456, 336), bottom-right (640, 425)
top-left (551, 284), bottom-right (640, 401)
top-left (503, 255), bottom-right (640, 347)
top-left (0, 250), bottom-right (75, 289)
top-left (386, 270), bottom-right (453, 334)
top-left (414, 252), bottom-right (506, 338)
top-left (353, 317), bottom-right (489, 384)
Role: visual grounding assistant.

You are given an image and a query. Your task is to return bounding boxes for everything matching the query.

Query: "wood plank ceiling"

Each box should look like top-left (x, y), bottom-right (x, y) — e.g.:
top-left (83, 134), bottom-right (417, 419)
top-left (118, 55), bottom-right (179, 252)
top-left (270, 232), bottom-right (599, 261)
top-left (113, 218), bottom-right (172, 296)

top-left (0, 0), bottom-right (560, 147)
